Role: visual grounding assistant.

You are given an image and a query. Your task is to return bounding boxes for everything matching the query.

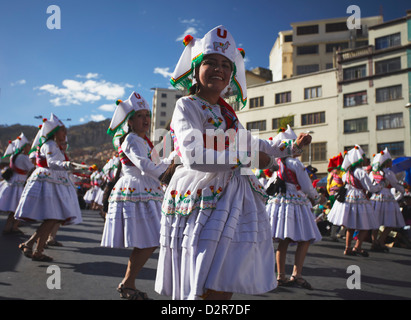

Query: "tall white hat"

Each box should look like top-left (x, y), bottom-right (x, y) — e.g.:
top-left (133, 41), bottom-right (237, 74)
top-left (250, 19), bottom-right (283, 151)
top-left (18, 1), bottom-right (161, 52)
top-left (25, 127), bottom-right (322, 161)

top-left (170, 25), bottom-right (247, 108)
top-left (372, 147), bottom-right (392, 171)
top-left (107, 91), bottom-right (150, 139)
top-left (341, 145), bottom-right (365, 171)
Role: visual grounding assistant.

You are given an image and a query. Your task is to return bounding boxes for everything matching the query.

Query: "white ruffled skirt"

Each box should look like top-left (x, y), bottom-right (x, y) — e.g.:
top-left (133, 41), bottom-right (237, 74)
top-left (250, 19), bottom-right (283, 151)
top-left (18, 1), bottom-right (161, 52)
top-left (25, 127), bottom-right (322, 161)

top-left (14, 168), bottom-right (82, 225)
top-left (100, 174), bottom-right (163, 249)
top-left (266, 183), bottom-right (322, 243)
top-left (327, 186), bottom-right (379, 230)
top-left (370, 189), bottom-right (405, 228)
top-left (0, 173), bottom-right (27, 212)
top-left (155, 171), bottom-right (276, 300)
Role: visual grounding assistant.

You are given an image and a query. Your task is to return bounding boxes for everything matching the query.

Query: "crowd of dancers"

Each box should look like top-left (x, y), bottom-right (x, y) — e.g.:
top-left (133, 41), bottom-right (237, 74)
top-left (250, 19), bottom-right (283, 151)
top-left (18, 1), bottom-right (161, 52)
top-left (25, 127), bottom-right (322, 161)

top-left (1, 25), bottom-right (410, 300)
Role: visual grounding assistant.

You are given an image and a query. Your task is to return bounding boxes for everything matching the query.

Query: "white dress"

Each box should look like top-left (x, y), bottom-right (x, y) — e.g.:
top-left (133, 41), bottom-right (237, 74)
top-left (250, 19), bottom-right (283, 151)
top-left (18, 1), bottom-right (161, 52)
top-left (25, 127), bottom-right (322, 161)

top-left (327, 167), bottom-right (381, 230)
top-left (0, 154), bottom-right (34, 212)
top-left (100, 133), bottom-right (168, 249)
top-left (369, 168), bottom-right (405, 228)
top-left (266, 157), bottom-right (322, 243)
top-left (154, 96), bottom-right (303, 300)
top-left (14, 140), bottom-right (82, 225)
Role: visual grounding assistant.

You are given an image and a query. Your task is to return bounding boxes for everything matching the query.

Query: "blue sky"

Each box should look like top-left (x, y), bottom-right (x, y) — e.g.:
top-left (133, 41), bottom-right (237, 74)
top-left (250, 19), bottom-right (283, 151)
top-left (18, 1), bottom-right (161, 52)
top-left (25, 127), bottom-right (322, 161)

top-left (0, 0), bottom-right (409, 127)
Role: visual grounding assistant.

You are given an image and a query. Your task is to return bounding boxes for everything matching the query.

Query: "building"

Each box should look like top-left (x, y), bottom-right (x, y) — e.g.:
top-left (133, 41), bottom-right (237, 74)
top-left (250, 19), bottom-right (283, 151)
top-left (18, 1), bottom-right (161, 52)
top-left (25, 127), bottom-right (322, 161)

top-left (269, 15), bottom-right (383, 81)
top-left (336, 10), bottom-right (411, 158)
top-left (236, 69), bottom-right (339, 175)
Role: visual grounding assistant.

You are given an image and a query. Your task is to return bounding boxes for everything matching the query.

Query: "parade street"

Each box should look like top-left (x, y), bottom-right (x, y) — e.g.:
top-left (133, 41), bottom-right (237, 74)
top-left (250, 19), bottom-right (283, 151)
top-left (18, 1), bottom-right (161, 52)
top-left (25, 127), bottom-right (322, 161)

top-left (1, 210), bottom-right (410, 301)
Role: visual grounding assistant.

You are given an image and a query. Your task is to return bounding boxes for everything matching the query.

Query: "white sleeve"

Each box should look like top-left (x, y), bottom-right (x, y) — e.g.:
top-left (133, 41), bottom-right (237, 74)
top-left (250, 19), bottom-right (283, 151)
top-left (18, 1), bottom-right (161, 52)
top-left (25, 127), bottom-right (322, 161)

top-left (123, 135), bottom-right (168, 179)
top-left (356, 169), bottom-right (383, 193)
top-left (385, 169), bottom-right (405, 193)
top-left (42, 142), bottom-right (70, 171)
top-left (287, 158), bottom-right (319, 200)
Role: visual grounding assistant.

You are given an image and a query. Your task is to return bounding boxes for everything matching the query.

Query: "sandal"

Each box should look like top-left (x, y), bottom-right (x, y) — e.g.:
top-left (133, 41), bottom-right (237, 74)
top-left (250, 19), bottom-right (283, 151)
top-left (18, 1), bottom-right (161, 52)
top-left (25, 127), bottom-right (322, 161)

top-left (290, 275), bottom-right (313, 290)
top-left (352, 248), bottom-right (369, 257)
top-left (344, 247), bottom-right (355, 256)
top-left (46, 240), bottom-right (63, 247)
top-left (117, 283), bottom-right (151, 300)
top-left (18, 243), bottom-right (33, 258)
top-left (32, 252), bottom-right (53, 262)
top-left (277, 274), bottom-right (292, 287)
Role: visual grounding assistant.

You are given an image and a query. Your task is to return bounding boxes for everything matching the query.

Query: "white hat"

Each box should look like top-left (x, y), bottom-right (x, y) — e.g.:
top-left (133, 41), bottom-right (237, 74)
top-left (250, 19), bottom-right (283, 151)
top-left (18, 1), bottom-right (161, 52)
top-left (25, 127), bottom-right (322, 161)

top-left (107, 91), bottom-right (150, 139)
top-left (269, 125), bottom-right (298, 159)
top-left (42, 113), bottom-right (64, 139)
top-left (341, 145), bottom-right (365, 171)
top-left (170, 25), bottom-right (247, 108)
top-left (14, 133), bottom-right (29, 154)
top-left (372, 147), bottom-right (392, 171)
top-left (2, 139), bottom-right (16, 159)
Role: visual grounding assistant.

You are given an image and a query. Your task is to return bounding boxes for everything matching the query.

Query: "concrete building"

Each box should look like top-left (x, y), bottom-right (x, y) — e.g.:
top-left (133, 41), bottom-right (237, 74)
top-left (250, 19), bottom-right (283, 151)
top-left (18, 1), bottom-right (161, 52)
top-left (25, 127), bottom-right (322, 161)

top-left (269, 15), bottom-right (383, 81)
top-left (336, 10), bottom-right (411, 158)
top-left (236, 69), bottom-right (339, 175)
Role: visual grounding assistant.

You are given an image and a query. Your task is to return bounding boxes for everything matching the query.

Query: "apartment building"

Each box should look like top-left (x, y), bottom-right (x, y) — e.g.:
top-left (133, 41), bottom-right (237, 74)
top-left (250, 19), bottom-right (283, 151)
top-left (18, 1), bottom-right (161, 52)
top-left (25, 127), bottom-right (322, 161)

top-left (236, 69), bottom-right (338, 175)
top-left (336, 11), bottom-right (411, 157)
top-left (270, 15), bottom-right (383, 81)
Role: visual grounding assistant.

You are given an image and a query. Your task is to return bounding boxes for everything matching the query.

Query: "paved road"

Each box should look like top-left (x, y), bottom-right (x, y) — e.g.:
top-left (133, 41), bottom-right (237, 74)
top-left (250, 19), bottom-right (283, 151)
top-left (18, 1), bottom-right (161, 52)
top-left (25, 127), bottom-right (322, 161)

top-left (1, 210), bottom-right (410, 301)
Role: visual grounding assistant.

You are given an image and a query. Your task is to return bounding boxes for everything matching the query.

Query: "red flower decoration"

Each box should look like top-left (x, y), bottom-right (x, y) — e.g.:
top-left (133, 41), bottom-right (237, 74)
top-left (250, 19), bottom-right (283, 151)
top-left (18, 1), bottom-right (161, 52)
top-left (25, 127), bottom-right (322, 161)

top-left (238, 48), bottom-right (245, 58)
top-left (183, 34), bottom-right (193, 47)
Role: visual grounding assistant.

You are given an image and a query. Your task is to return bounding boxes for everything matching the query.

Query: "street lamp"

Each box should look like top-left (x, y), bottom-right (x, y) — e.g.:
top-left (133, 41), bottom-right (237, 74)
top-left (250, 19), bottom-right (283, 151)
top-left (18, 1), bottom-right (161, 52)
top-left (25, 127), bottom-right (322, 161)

top-left (306, 130), bottom-right (314, 165)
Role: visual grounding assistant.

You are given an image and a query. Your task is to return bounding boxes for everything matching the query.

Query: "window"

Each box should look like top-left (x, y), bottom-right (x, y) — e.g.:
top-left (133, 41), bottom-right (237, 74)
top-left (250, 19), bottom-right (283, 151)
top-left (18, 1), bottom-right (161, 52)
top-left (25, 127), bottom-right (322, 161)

top-left (161, 93), bottom-right (167, 98)
top-left (326, 22), bottom-right (348, 33)
top-left (377, 141), bottom-right (404, 157)
top-left (376, 113), bottom-right (403, 130)
top-left (301, 142), bottom-right (327, 162)
top-left (161, 102), bottom-right (167, 107)
top-left (301, 112), bottom-right (325, 125)
top-left (296, 64), bottom-right (319, 75)
top-left (375, 33), bottom-right (401, 50)
top-left (249, 96), bottom-right (264, 108)
top-left (160, 112), bottom-right (167, 117)
top-left (343, 91), bottom-right (367, 107)
top-left (326, 42), bottom-right (349, 53)
top-left (284, 35), bottom-right (293, 42)
top-left (376, 85), bottom-right (402, 103)
top-left (272, 116), bottom-right (294, 130)
top-left (343, 65), bottom-right (366, 80)
top-left (344, 117), bottom-right (367, 133)
top-left (304, 86), bottom-right (322, 100)
top-left (296, 25), bottom-right (319, 35)
top-left (275, 91), bottom-right (291, 104)
top-left (246, 120), bottom-right (266, 131)
top-left (297, 45), bottom-right (319, 55)
top-left (375, 57), bottom-right (401, 75)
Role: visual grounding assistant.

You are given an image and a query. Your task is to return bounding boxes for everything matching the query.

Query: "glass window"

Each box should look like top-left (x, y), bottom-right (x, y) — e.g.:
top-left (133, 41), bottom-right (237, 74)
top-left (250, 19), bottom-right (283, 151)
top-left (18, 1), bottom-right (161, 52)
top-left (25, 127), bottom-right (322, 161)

top-left (304, 86), bottom-right (322, 100)
top-left (301, 142), bottom-right (327, 162)
top-left (376, 85), bottom-right (402, 103)
top-left (249, 96), bottom-right (264, 108)
top-left (344, 117), bottom-right (367, 133)
top-left (297, 45), bottom-right (319, 55)
top-left (296, 64), bottom-right (319, 75)
top-left (343, 91), bottom-right (367, 107)
top-left (275, 91), bottom-right (291, 104)
top-left (376, 113), bottom-right (403, 130)
top-left (246, 120), bottom-right (266, 131)
top-left (272, 116), bottom-right (295, 130)
top-left (343, 65), bottom-right (366, 80)
top-left (296, 25), bottom-right (319, 35)
top-left (375, 33), bottom-right (401, 50)
top-left (301, 112), bottom-right (325, 125)
top-left (375, 57), bottom-right (401, 75)
top-left (377, 141), bottom-right (404, 157)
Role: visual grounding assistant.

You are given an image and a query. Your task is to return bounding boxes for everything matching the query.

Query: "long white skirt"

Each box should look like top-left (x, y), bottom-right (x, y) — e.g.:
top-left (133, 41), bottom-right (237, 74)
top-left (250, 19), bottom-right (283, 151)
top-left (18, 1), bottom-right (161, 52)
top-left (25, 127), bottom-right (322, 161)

top-left (0, 173), bottom-right (27, 212)
top-left (15, 168), bottom-right (82, 225)
top-left (267, 183), bottom-right (322, 243)
top-left (327, 186), bottom-right (379, 230)
top-left (370, 189), bottom-right (405, 228)
top-left (101, 200), bottom-right (162, 248)
top-left (155, 173), bottom-right (276, 300)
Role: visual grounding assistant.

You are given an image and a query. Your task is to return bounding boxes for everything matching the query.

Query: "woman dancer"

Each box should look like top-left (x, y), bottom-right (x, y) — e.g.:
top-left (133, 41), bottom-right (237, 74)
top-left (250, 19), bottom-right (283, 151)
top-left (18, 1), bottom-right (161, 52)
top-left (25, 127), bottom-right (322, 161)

top-left (0, 133), bottom-right (34, 234)
top-left (154, 25), bottom-right (312, 300)
top-left (266, 126), bottom-right (322, 290)
top-left (369, 148), bottom-right (405, 251)
top-left (101, 92), bottom-right (171, 300)
top-left (15, 114), bottom-right (82, 262)
top-left (327, 145), bottom-right (382, 257)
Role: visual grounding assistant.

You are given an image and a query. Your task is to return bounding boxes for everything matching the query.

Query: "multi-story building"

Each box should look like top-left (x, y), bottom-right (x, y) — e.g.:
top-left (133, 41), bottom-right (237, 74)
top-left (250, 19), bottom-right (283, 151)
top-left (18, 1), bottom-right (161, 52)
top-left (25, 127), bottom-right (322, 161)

top-left (236, 69), bottom-right (339, 175)
top-left (336, 10), bottom-right (411, 158)
top-left (269, 15), bottom-right (383, 81)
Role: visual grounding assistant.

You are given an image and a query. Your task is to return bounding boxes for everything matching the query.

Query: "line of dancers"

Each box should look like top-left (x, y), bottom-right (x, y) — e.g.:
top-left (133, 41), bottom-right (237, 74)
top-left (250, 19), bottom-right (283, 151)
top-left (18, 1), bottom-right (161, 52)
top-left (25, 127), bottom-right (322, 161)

top-left (1, 25), bottom-right (408, 300)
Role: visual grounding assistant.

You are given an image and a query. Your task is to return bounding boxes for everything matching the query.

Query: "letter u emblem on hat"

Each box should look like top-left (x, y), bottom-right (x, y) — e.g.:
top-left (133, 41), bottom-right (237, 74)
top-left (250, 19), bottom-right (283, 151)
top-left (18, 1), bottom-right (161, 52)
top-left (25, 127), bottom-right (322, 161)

top-left (217, 28), bottom-right (227, 39)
